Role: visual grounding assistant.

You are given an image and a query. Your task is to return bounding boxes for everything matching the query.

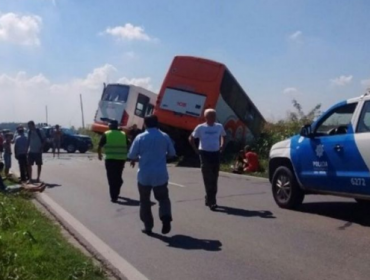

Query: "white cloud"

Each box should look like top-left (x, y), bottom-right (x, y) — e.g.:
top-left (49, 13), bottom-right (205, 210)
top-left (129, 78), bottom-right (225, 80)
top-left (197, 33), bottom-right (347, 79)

top-left (330, 75), bottom-right (353, 86)
top-left (361, 78), bottom-right (370, 88)
top-left (117, 76), bottom-right (153, 90)
top-left (0, 65), bottom-right (154, 126)
top-left (289, 31), bottom-right (303, 43)
top-left (283, 87), bottom-right (301, 98)
top-left (104, 23), bottom-right (152, 41)
top-left (283, 87), bottom-right (298, 94)
top-left (0, 12), bottom-right (42, 46)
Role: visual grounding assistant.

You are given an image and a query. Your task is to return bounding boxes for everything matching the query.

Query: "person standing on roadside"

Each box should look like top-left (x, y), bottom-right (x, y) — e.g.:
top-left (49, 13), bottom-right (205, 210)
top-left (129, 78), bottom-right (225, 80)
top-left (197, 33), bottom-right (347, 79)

top-left (189, 109), bottom-right (226, 211)
top-left (0, 132), bottom-right (4, 160)
top-left (14, 126), bottom-right (29, 182)
top-left (27, 121), bottom-right (45, 183)
top-left (53, 125), bottom-right (63, 158)
top-left (98, 120), bottom-right (129, 203)
top-left (128, 115), bottom-right (176, 235)
top-left (128, 124), bottom-right (141, 144)
top-left (3, 133), bottom-right (12, 177)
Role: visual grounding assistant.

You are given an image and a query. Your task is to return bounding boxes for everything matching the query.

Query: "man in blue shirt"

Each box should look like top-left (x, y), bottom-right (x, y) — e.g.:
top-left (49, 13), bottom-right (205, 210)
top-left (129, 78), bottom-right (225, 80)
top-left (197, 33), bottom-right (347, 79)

top-left (128, 115), bottom-right (176, 235)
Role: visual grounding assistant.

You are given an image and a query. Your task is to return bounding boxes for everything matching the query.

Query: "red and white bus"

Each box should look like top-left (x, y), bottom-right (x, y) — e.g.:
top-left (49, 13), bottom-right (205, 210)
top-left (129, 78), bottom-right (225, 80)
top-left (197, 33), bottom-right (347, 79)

top-left (92, 83), bottom-right (157, 134)
top-left (154, 56), bottom-right (265, 150)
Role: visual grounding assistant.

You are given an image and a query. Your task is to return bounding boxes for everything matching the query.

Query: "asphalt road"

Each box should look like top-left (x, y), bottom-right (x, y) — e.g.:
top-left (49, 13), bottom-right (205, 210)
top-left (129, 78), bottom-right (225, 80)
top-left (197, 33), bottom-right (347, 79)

top-left (37, 152), bottom-right (370, 280)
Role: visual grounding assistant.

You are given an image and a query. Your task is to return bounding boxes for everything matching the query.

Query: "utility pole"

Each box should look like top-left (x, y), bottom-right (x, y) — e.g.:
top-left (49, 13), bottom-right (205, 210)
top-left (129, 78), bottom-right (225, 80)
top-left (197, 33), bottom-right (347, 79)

top-left (80, 94), bottom-right (85, 129)
top-left (46, 106), bottom-right (48, 124)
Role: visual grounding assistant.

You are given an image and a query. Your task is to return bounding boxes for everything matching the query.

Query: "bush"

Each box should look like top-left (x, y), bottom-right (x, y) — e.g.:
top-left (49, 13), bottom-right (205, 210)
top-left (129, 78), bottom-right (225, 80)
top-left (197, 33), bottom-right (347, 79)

top-left (254, 99), bottom-right (321, 159)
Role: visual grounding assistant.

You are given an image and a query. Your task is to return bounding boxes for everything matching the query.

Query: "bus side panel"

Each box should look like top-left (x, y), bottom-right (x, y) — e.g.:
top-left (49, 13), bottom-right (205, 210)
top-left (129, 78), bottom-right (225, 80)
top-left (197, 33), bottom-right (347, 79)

top-left (126, 86), bottom-right (158, 130)
top-left (215, 94), bottom-right (254, 144)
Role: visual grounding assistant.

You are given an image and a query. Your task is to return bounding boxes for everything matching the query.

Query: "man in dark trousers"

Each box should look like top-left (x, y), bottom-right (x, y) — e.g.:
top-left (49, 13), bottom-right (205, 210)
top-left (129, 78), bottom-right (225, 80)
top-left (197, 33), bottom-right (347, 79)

top-left (98, 120), bottom-right (129, 203)
top-left (27, 121), bottom-right (45, 183)
top-left (128, 115), bottom-right (176, 235)
top-left (14, 126), bottom-right (29, 182)
top-left (189, 109), bottom-right (226, 211)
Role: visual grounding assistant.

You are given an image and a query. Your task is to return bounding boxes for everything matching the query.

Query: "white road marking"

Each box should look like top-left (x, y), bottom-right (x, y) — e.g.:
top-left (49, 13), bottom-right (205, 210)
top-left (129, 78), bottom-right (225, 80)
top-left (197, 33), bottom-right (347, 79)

top-left (169, 182), bottom-right (186, 188)
top-left (39, 193), bottom-right (149, 280)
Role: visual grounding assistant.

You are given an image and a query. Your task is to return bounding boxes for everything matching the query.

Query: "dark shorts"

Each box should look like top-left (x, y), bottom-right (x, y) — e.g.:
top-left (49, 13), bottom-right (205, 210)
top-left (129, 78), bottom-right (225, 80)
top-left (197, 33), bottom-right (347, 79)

top-left (28, 153), bottom-right (43, 166)
top-left (53, 140), bottom-right (61, 149)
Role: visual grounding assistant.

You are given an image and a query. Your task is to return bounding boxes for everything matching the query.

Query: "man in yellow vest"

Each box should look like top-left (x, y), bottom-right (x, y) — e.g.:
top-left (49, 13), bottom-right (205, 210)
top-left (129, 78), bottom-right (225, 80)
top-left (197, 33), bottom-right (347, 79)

top-left (98, 120), bottom-right (129, 203)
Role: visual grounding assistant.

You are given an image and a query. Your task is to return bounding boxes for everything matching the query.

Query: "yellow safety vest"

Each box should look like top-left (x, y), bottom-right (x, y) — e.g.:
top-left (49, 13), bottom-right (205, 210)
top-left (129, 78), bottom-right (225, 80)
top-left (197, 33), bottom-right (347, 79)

top-left (104, 130), bottom-right (128, 160)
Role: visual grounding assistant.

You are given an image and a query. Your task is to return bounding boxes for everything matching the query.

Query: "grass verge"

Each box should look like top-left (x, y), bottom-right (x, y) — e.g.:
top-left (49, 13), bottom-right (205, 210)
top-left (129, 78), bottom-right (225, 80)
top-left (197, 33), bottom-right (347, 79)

top-left (0, 189), bottom-right (108, 280)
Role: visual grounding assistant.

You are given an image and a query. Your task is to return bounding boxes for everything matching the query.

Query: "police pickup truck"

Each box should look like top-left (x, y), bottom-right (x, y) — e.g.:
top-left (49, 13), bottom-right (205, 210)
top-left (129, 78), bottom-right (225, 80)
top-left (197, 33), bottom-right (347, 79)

top-left (269, 92), bottom-right (370, 209)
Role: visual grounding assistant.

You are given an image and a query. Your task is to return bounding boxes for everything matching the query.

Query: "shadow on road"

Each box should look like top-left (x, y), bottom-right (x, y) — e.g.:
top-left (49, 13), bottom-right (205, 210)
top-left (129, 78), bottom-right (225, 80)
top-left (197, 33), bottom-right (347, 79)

top-left (45, 183), bottom-right (62, 188)
top-left (117, 196), bottom-right (155, 207)
top-left (150, 234), bottom-right (222, 251)
top-left (215, 206), bottom-right (276, 219)
top-left (297, 202), bottom-right (370, 228)
top-left (176, 192), bottom-right (266, 204)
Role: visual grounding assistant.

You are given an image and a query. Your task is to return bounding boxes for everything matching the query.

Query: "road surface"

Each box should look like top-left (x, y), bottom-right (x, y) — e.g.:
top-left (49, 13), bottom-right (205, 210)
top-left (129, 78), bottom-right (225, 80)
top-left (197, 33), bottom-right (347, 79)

top-left (37, 152), bottom-right (370, 280)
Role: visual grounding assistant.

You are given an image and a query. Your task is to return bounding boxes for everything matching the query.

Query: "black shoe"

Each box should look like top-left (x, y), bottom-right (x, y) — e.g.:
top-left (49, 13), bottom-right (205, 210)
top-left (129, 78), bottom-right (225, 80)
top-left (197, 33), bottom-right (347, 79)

top-left (210, 204), bottom-right (218, 211)
top-left (162, 221), bottom-right (171, 235)
top-left (111, 198), bottom-right (118, 203)
top-left (141, 229), bottom-right (153, 235)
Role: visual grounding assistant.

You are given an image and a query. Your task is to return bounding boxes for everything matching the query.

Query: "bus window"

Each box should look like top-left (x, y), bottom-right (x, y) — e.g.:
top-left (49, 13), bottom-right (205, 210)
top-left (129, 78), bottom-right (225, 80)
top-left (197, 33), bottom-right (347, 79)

top-left (160, 87), bottom-right (206, 117)
top-left (135, 94), bottom-right (150, 118)
top-left (103, 85), bottom-right (129, 102)
top-left (146, 104), bottom-right (154, 116)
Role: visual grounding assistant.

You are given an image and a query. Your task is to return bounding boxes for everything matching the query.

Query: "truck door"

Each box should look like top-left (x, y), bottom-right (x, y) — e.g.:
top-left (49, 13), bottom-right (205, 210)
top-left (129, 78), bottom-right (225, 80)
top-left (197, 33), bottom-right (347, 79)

top-left (295, 102), bottom-right (358, 193)
top-left (349, 100), bottom-right (370, 195)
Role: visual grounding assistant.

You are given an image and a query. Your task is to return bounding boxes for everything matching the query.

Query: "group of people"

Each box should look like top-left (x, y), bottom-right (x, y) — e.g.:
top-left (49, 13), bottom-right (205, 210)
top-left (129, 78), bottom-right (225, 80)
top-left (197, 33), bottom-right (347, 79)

top-left (232, 146), bottom-right (260, 174)
top-left (98, 109), bottom-right (228, 235)
top-left (1, 109), bottom-right (257, 235)
top-left (0, 121), bottom-right (51, 193)
top-left (0, 121), bottom-right (47, 184)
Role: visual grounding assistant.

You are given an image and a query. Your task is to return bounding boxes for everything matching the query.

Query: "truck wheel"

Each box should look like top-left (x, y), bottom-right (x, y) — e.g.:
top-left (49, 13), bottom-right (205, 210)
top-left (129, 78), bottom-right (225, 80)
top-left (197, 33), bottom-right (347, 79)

top-left (272, 166), bottom-right (304, 209)
top-left (66, 144), bottom-right (76, 153)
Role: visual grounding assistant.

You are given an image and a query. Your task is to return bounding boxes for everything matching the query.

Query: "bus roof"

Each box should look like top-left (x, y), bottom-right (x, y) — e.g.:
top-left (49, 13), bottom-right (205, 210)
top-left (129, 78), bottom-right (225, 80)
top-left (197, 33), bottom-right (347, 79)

top-left (105, 83), bottom-right (156, 94)
top-left (174, 55), bottom-right (226, 68)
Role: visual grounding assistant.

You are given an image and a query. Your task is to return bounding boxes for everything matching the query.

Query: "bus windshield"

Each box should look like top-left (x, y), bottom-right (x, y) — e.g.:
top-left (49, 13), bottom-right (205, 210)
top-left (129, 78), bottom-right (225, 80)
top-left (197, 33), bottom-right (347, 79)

top-left (102, 85), bottom-right (129, 103)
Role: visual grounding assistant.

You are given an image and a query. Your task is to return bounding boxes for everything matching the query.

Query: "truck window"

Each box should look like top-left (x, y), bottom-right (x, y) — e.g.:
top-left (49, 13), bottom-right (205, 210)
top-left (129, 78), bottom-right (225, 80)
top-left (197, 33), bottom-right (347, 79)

top-left (315, 103), bottom-right (357, 136)
top-left (357, 101), bottom-right (370, 133)
top-left (135, 94), bottom-right (150, 118)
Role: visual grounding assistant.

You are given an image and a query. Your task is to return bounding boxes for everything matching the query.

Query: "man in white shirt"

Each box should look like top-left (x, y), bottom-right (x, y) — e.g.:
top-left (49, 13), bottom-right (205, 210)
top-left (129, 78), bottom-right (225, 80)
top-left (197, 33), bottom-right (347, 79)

top-left (189, 109), bottom-right (226, 211)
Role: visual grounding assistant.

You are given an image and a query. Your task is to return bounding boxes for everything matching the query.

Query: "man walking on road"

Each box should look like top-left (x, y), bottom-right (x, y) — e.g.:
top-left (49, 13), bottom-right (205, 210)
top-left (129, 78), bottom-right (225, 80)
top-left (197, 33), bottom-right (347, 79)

top-left (27, 121), bottom-right (45, 182)
top-left (189, 109), bottom-right (226, 211)
top-left (128, 115), bottom-right (176, 235)
top-left (98, 120), bottom-right (128, 203)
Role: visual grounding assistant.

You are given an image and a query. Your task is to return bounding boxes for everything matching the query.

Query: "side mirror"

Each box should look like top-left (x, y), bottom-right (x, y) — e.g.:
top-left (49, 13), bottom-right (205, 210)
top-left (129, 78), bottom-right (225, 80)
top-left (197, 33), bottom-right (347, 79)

top-left (300, 124), bottom-right (313, 138)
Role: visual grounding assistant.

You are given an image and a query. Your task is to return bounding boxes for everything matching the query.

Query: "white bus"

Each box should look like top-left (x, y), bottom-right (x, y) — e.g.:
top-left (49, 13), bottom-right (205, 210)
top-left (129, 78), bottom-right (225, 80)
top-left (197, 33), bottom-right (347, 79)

top-left (91, 83), bottom-right (157, 134)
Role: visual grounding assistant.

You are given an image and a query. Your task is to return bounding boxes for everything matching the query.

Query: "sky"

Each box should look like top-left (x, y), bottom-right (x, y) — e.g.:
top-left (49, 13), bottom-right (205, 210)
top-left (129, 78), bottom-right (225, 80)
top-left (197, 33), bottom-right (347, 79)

top-left (0, 0), bottom-right (370, 127)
